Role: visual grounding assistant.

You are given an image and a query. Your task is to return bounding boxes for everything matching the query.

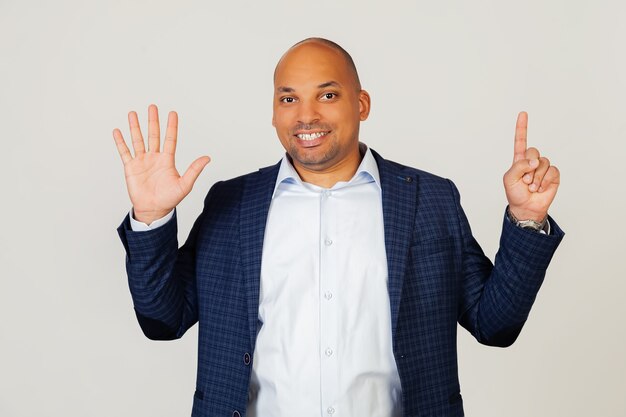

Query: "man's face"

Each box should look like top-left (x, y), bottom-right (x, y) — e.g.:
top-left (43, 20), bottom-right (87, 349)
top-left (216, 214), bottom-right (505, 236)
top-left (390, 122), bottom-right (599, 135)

top-left (272, 42), bottom-right (370, 176)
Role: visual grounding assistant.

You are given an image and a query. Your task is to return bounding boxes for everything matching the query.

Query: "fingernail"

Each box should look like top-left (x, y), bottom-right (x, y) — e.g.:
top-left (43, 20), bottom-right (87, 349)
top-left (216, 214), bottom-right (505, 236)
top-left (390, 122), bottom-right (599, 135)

top-left (529, 159), bottom-right (539, 168)
top-left (523, 174), bottom-right (531, 182)
top-left (529, 183), bottom-right (538, 192)
top-left (539, 186), bottom-right (544, 192)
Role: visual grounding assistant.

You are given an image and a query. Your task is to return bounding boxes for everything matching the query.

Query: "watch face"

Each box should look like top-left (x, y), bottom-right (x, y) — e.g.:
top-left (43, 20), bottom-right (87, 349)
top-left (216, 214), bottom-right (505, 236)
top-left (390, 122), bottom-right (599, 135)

top-left (519, 220), bottom-right (542, 231)
top-left (521, 224), bottom-right (540, 231)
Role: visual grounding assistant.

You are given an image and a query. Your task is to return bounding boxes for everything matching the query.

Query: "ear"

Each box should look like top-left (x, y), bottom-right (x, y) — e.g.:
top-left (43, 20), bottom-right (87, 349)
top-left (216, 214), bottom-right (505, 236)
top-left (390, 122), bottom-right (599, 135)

top-left (358, 90), bottom-right (371, 121)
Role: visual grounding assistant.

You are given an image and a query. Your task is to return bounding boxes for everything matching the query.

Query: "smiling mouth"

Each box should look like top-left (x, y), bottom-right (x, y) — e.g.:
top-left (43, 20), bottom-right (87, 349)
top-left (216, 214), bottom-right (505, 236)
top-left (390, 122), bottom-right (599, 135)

top-left (295, 131), bottom-right (330, 141)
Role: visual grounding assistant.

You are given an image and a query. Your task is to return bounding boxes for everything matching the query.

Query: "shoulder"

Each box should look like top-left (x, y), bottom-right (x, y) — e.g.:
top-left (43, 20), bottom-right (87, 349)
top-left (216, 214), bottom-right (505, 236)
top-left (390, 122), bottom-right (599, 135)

top-left (202, 160), bottom-right (281, 208)
top-left (371, 149), bottom-right (467, 240)
top-left (371, 148), bottom-right (458, 195)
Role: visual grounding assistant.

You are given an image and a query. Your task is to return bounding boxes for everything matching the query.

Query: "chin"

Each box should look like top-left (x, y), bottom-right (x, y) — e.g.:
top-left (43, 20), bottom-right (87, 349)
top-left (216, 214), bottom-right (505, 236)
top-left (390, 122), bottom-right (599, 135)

top-left (290, 146), bottom-right (338, 168)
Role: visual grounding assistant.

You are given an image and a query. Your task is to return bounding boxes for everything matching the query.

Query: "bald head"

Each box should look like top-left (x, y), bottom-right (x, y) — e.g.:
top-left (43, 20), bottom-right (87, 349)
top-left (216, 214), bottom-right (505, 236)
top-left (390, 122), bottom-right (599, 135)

top-left (274, 38), bottom-right (362, 91)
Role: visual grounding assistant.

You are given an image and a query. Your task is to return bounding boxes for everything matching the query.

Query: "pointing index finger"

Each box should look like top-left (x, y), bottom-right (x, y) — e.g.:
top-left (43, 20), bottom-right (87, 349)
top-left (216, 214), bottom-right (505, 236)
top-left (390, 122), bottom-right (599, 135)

top-left (513, 111), bottom-right (528, 163)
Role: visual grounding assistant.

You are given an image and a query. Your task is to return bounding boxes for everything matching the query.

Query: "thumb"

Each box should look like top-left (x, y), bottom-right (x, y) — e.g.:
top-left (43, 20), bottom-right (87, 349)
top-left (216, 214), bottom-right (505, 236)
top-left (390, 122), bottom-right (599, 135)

top-left (503, 158), bottom-right (539, 186)
top-left (180, 156), bottom-right (211, 192)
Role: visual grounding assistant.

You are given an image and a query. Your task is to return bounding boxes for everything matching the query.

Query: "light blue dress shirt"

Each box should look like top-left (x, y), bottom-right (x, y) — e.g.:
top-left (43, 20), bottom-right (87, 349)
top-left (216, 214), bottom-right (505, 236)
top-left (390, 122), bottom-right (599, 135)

top-left (130, 147), bottom-right (403, 417)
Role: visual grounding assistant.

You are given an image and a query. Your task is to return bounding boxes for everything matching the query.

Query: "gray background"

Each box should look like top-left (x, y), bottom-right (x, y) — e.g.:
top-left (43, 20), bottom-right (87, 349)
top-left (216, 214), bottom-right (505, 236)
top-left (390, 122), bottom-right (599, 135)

top-left (1, 0), bottom-right (625, 416)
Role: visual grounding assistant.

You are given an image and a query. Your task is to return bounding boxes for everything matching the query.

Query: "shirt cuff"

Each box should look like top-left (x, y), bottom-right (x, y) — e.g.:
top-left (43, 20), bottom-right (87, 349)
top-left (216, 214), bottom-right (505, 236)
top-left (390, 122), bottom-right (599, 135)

top-left (129, 208), bottom-right (175, 231)
top-left (543, 219), bottom-right (551, 235)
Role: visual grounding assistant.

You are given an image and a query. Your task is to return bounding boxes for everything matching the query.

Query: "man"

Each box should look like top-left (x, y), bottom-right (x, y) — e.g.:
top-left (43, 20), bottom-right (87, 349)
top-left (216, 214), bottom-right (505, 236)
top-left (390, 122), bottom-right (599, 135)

top-left (113, 38), bottom-right (563, 417)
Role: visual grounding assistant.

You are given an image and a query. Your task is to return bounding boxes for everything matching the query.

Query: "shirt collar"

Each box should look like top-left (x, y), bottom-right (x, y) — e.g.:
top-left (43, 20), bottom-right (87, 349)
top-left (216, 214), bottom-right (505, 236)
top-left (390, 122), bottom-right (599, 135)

top-left (272, 143), bottom-right (381, 198)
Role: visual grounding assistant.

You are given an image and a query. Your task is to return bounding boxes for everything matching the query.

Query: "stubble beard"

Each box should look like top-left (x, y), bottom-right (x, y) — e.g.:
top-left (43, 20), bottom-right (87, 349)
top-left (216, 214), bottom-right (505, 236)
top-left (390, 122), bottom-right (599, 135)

top-left (286, 136), bottom-right (341, 171)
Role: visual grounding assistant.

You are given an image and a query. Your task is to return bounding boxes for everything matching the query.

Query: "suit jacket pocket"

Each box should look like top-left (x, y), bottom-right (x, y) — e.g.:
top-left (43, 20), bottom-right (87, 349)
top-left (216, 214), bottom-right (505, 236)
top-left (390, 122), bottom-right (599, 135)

top-left (410, 235), bottom-right (455, 257)
top-left (407, 235), bottom-right (458, 315)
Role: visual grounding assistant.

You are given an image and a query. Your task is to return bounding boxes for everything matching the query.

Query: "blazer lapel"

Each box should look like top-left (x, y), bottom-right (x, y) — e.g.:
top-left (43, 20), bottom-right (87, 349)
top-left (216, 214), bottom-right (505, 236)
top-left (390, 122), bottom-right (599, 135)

top-left (239, 151), bottom-right (417, 345)
top-left (240, 162), bottom-right (280, 349)
top-left (372, 150), bottom-right (418, 336)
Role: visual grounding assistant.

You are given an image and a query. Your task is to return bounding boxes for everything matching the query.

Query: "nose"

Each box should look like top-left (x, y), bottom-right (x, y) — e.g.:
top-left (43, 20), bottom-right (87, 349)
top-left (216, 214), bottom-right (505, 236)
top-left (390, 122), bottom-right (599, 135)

top-left (297, 99), bottom-right (320, 125)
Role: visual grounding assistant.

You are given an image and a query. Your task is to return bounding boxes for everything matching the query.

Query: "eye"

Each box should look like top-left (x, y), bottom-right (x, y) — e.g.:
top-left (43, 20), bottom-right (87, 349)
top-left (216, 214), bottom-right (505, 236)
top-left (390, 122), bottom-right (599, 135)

top-left (280, 97), bottom-right (295, 103)
top-left (321, 92), bottom-right (337, 101)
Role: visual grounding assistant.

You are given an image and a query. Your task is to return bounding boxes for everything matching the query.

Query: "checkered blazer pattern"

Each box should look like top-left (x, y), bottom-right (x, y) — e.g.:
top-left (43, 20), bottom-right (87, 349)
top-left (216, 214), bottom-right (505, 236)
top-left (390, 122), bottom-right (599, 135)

top-left (117, 149), bottom-right (564, 417)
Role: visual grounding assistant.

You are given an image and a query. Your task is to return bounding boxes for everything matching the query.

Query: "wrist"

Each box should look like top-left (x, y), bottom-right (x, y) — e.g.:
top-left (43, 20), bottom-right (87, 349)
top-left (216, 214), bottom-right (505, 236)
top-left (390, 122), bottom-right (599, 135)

top-left (507, 207), bottom-right (549, 233)
top-left (507, 206), bottom-right (547, 223)
top-left (132, 208), bottom-right (172, 225)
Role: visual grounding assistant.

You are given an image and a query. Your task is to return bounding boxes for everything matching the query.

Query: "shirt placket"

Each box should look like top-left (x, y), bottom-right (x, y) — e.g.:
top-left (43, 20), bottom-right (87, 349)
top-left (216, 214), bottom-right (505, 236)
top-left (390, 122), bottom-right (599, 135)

top-left (319, 188), bottom-right (339, 417)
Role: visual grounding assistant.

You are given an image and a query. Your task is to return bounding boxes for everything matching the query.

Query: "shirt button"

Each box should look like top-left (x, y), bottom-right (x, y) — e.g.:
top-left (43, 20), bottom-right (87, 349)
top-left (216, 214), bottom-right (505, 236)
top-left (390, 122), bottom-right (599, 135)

top-left (324, 238), bottom-right (333, 246)
top-left (327, 406), bottom-right (335, 414)
top-left (233, 411), bottom-right (241, 417)
top-left (324, 291), bottom-right (333, 300)
top-left (325, 347), bottom-right (333, 357)
top-left (243, 352), bottom-right (251, 365)
top-left (322, 190), bottom-right (332, 197)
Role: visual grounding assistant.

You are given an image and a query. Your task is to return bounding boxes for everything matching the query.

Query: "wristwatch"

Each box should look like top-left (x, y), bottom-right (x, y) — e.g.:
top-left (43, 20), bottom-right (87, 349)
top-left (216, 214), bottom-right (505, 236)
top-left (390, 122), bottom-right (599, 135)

top-left (507, 208), bottom-right (548, 232)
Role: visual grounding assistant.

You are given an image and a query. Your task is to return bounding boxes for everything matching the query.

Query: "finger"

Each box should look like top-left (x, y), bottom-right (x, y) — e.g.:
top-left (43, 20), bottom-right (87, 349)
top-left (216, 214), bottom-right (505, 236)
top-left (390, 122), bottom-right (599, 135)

top-left (113, 129), bottom-right (132, 164)
top-left (128, 111), bottom-right (146, 155)
top-left (525, 147), bottom-right (540, 159)
top-left (180, 156), bottom-right (211, 193)
top-left (513, 111), bottom-right (528, 163)
top-left (522, 147), bottom-right (540, 184)
top-left (539, 165), bottom-right (560, 193)
top-left (529, 157), bottom-right (550, 192)
top-left (148, 104), bottom-right (160, 152)
top-left (504, 158), bottom-right (540, 186)
top-left (163, 111), bottom-right (178, 155)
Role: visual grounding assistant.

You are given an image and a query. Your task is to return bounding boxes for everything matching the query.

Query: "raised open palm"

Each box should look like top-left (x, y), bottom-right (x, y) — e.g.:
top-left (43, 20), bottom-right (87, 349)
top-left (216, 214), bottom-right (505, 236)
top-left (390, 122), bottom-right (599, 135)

top-left (113, 104), bottom-right (210, 224)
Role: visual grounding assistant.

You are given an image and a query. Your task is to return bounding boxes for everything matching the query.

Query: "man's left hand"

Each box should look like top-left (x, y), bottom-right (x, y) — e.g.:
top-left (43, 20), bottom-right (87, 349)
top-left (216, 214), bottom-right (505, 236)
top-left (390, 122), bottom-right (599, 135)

top-left (503, 112), bottom-right (560, 222)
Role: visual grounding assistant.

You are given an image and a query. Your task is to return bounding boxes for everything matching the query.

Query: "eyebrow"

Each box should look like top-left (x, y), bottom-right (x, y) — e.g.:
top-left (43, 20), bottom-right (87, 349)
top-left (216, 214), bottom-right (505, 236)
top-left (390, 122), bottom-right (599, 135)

top-left (275, 80), bottom-right (342, 93)
top-left (317, 81), bottom-right (341, 89)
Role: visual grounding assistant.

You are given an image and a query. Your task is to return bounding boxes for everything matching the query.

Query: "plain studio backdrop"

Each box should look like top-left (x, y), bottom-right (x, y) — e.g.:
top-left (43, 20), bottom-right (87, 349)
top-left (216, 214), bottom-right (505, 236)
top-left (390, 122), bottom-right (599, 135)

top-left (1, 1), bottom-right (624, 416)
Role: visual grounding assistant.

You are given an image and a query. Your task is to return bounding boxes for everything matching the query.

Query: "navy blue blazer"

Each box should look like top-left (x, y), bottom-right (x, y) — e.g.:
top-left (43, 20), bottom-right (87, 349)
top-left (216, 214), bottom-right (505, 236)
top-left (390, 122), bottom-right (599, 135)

top-left (118, 150), bottom-right (564, 417)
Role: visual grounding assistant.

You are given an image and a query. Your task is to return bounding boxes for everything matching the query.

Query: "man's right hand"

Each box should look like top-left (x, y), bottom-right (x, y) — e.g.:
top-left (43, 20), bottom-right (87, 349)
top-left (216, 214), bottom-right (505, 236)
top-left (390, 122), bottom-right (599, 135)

top-left (113, 104), bottom-right (211, 225)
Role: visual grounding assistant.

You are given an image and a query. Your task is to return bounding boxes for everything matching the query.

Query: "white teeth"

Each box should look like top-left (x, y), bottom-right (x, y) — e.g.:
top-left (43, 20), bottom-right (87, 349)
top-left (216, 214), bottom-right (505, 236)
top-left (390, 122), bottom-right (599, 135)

top-left (297, 132), bottom-right (327, 141)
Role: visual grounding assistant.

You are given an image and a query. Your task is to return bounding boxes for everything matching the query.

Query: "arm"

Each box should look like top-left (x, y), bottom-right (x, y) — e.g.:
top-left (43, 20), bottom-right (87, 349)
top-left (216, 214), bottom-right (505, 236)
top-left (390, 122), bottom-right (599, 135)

top-left (117, 196), bottom-right (209, 340)
top-left (453, 183), bottom-right (564, 347)
top-left (113, 104), bottom-right (211, 339)
top-left (457, 112), bottom-right (564, 346)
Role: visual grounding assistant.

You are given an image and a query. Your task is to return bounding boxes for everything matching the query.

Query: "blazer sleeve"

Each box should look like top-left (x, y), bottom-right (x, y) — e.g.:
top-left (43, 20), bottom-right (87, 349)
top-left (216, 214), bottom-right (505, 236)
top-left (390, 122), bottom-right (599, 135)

top-left (450, 180), bottom-right (565, 347)
top-left (116, 185), bottom-right (219, 341)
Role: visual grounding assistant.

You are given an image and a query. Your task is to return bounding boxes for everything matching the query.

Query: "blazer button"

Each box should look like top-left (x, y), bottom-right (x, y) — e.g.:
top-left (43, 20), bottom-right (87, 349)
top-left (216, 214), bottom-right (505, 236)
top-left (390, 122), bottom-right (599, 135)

top-left (243, 352), bottom-right (251, 365)
top-left (232, 411), bottom-right (241, 417)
